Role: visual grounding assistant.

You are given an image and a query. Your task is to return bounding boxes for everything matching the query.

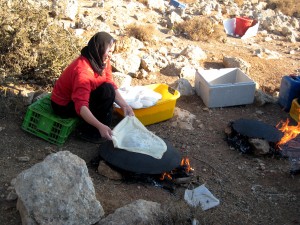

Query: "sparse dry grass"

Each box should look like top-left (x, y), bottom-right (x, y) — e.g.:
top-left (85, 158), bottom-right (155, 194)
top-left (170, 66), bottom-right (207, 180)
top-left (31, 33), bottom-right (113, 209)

top-left (175, 17), bottom-right (227, 43)
top-left (126, 23), bottom-right (156, 43)
top-left (114, 36), bottom-right (132, 53)
top-left (156, 200), bottom-right (194, 225)
top-left (233, 0), bottom-right (300, 17)
top-left (234, 0), bottom-right (244, 7)
top-left (268, 0), bottom-right (300, 17)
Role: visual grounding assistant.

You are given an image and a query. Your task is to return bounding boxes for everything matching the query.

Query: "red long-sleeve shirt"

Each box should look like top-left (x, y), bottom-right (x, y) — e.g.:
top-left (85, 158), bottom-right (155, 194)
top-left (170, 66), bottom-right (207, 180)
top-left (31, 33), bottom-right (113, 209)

top-left (51, 56), bottom-right (117, 115)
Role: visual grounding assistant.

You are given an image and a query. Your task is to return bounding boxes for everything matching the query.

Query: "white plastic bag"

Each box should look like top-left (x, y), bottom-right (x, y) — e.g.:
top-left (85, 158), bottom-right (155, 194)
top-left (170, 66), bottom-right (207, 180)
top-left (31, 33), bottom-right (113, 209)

top-left (118, 86), bottom-right (162, 109)
top-left (184, 184), bottom-right (220, 210)
top-left (111, 116), bottom-right (167, 159)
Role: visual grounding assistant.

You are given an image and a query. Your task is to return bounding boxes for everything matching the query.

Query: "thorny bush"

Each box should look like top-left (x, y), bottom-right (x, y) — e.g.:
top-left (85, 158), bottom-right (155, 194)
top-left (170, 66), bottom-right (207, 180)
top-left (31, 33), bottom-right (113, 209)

top-left (0, 0), bottom-right (84, 87)
top-left (126, 23), bottom-right (156, 43)
top-left (174, 17), bottom-right (227, 43)
top-left (268, 0), bottom-right (300, 17)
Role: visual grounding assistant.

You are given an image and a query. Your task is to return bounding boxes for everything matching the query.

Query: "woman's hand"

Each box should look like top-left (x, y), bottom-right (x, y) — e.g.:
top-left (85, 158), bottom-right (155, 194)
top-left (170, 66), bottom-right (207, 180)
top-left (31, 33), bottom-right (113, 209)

top-left (98, 124), bottom-right (113, 140)
top-left (115, 89), bottom-right (135, 116)
top-left (80, 106), bottom-right (113, 140)
top-left (122, 104), bottom-right (135, 117)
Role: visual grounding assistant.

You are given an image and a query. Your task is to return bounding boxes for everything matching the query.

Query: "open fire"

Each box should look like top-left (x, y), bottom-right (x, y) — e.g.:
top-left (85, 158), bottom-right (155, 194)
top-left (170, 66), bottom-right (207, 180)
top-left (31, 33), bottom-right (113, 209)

top-left (96, 139), bottom-right (196, 191)
top-left (114, 156), bottom-right (195, 193)
top-left (225, 118), bottom-right (300, 174)
top-left (225, 118), bottom-right (282, 155)
top-left (160, 156), bottom-right (194, 181)
top-left (276, 118), bottom-right (300, 175)
top-left (96, 154), bottom-right (195, 191)
top-left (276, 118), bottom-right (300, 147)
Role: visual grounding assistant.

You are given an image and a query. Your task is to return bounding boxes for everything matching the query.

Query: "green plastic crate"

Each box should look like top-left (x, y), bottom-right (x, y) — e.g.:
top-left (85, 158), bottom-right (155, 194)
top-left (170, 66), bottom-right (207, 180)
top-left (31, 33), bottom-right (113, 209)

top-left (22, 94), bottom-right (79, 145)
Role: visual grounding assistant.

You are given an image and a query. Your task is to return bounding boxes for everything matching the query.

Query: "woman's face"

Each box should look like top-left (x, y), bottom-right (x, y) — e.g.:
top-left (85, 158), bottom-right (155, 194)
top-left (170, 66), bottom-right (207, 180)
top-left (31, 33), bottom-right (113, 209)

top-left (103, 41), bottom-right (115, 62)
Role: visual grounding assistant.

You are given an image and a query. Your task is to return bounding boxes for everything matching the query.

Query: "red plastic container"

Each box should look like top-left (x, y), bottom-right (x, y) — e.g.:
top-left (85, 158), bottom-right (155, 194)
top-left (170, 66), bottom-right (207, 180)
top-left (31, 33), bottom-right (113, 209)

top-left (235, 17), bottom-right (253, 37)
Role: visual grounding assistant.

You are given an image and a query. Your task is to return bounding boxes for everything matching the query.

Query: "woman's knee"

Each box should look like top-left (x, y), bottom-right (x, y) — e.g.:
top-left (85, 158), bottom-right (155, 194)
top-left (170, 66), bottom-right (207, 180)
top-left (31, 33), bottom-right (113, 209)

top-left (102, 83), bottom-right (115, 97)
top-left (90, 82), bottom-right (116, 107)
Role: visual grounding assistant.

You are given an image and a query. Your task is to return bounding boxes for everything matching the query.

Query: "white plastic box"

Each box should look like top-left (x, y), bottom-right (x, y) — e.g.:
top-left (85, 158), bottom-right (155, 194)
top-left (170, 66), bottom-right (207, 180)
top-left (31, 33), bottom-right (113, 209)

top-left (195, 68), bottom-right (256, 108)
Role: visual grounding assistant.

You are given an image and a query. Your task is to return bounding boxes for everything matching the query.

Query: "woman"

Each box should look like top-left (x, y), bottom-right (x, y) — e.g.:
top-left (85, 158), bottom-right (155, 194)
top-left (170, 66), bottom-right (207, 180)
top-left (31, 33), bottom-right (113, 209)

top-left (51, 32), bottom-right (134, 143)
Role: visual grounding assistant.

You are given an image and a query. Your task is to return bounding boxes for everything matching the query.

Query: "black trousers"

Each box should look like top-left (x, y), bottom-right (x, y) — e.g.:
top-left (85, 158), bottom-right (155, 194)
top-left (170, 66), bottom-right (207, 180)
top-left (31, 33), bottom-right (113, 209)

top-left (51, 83), bottom-right (115, 134)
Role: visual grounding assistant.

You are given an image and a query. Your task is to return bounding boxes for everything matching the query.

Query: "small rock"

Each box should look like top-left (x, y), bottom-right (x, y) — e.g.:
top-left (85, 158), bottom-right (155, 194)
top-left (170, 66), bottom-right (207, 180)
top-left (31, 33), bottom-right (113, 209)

top-left (249, 138), bottom-right (270, 155)
top-left (255, 89), bottom-right (277, 106)
top-left (259, 163), bottom-right (266, 170)
top-left (255, 110), bottom-right (264, 115)
top-left (264, 37), bottom-right (272, 42)
top-left (251, 184), bottom-right (262, 193)
top-left (224, 125), bottom-right (232, 135)
top-left (6, 190), bottom-right (18, 201)
top-left (198, 123), bottom-right (205, 129)
top-left (289, 50), bottom-right (295, 55)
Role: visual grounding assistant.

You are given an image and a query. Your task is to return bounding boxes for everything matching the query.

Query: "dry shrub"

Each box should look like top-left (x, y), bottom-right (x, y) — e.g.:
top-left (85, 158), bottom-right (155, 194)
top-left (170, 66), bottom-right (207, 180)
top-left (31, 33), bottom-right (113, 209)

top-left (175, 17), bottom-right (227, 42)
top-left (126, 23), bottom-right (155, 43)
top-left (114, 36), bottom-right (132, 53)
top-left (268, 0), bottom-right (300, 17)
top-left (0, 0), bottom-right (84, 86)
top-left (211, 23), bottom-right (228, 43)
top-left (234, 0), bottom-right (244, 7)
top-left (179, 0), bottom-right (198, 3)
top-left (135, 0), bottom-right (147, 5)
top-left (156, 200), bottom-right (192, 225)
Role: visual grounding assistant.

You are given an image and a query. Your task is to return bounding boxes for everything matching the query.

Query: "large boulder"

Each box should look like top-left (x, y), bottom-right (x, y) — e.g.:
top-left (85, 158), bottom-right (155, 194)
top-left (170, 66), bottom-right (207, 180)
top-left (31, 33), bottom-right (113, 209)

top-left (14, 151), bottom-right (104, 225)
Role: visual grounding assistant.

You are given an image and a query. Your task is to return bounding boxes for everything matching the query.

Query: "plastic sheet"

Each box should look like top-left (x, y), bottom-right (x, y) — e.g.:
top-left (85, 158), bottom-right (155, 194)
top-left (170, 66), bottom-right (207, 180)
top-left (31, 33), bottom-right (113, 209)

top-left (118, 86), bottom-right (162, 109)
top-left (184, 184), bottom-right (220, 210)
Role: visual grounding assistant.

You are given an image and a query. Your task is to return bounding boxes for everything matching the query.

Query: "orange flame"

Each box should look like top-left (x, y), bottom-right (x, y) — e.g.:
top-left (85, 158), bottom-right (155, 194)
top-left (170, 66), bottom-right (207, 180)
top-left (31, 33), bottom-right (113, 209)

top-left (276, 118), bottom-right (300, 147)
top-left (160, 156), bottom-right (194, 181)
top-left (180, 156), bottom-right (193, 173)
top-left (160, 172), bottom-right (172, 181)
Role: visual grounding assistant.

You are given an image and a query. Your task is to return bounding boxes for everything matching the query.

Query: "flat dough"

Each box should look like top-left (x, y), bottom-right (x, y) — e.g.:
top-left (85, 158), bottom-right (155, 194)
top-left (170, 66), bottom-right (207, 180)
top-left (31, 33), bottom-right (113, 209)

top-left (111, 116), bottom-right (167, 159)
top-left (118, 86), bottom-right (162, 109)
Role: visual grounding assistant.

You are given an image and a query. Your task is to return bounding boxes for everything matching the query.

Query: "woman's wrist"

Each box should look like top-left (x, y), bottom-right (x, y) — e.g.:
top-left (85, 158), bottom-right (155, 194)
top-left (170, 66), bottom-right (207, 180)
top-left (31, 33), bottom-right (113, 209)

top-left (95, 121), bottom-right (105, 130)
top-left (120, 103), bottom-right (129, 109)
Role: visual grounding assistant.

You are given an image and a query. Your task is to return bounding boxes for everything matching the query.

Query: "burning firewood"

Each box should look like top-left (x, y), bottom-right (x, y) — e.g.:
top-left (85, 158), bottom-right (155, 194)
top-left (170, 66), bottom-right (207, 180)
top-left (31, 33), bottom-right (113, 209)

top-left (225, 118), bottom-right (300, 175)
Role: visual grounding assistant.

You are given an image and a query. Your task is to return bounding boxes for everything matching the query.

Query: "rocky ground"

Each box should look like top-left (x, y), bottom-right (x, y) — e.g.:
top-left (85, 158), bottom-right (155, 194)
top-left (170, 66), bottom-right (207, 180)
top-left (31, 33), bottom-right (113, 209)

top-left (1, 0), bottom-right (300, 224)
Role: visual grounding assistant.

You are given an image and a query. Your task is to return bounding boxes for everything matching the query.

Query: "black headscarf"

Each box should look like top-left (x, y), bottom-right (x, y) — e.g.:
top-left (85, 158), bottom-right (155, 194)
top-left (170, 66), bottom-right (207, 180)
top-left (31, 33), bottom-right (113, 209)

top-left (81, 32), bottom-right (115, 75)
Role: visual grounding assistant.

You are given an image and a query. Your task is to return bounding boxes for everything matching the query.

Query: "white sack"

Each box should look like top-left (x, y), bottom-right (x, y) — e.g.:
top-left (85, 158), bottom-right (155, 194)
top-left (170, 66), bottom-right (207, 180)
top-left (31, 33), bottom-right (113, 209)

top-left (184, 184), bottom-right (220, 210)
top-left (111, 116), bottom-right (167, 159)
